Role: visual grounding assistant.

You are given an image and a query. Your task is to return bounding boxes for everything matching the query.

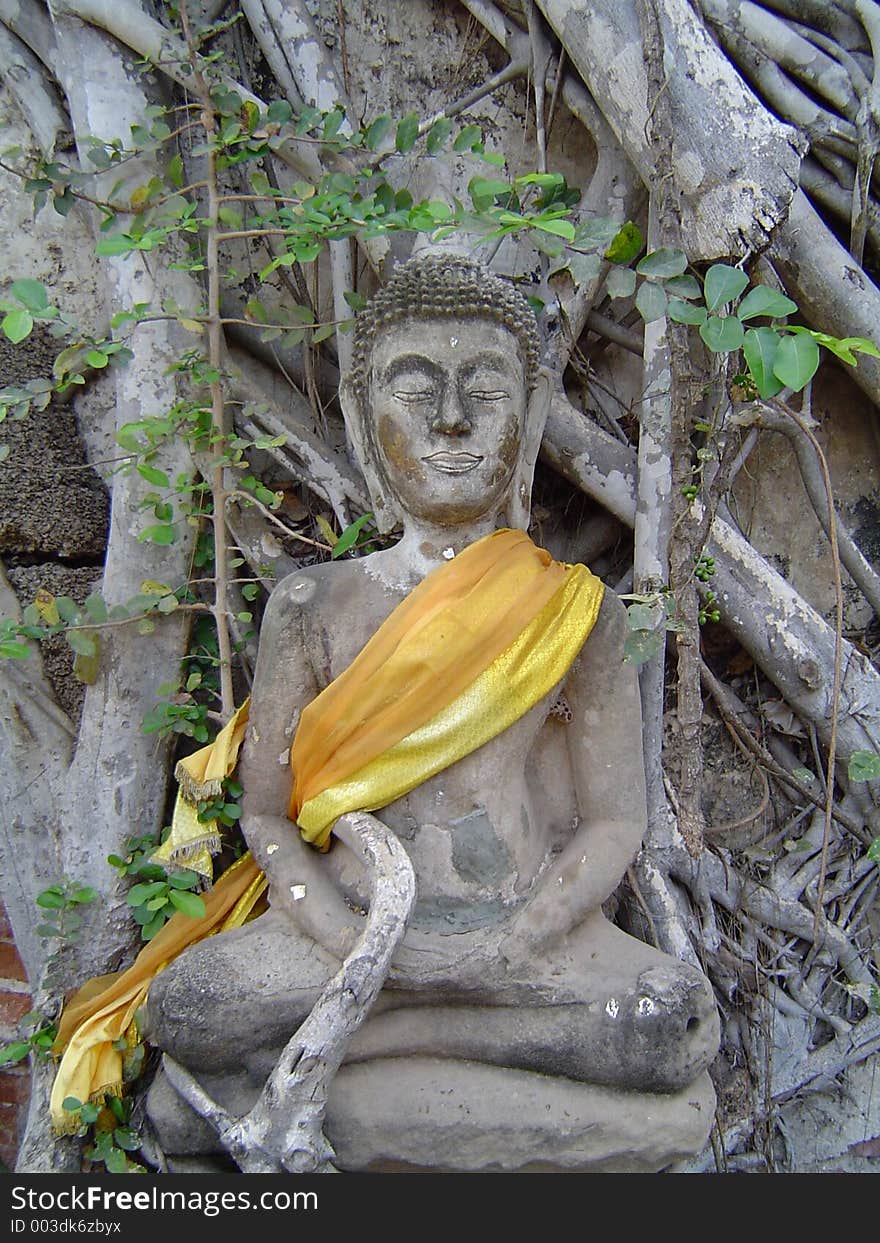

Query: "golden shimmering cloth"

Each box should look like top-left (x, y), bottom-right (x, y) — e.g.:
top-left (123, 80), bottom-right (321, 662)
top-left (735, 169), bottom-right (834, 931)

top-left (150, 700), bottom-right (250, 882)
top-left (50, 852), bottom-right (266, 1133)
top-left (291, 528), bottom-right (605, 848)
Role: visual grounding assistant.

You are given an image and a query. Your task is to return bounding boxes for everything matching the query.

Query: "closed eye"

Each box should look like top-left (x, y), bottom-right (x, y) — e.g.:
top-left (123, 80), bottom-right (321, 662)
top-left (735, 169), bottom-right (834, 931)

top-left (393, 390), bottom-right (434, 404)
top-left (469, 391), bottom-right (509, 401)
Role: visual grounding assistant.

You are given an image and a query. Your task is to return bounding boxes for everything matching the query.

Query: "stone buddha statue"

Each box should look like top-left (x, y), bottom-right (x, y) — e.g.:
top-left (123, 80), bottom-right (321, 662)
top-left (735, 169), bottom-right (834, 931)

top-left (145, 255), bottom-right (719, 1173)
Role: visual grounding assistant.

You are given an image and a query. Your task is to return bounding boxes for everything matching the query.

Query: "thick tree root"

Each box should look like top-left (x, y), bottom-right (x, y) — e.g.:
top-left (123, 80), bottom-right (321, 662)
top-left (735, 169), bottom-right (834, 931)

top-left (164, 812), bottom-right (416, 1173)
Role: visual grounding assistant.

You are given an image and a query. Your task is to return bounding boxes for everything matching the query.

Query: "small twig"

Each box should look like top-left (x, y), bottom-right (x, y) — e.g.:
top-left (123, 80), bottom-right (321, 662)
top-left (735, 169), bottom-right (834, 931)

top-left (226, 492), bottom-right (332, 551)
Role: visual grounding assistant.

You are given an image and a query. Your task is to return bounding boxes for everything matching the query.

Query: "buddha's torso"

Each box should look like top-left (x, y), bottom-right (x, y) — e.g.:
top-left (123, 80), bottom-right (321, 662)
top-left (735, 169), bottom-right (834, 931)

top-left (298, 550), bottom-right (581, 932)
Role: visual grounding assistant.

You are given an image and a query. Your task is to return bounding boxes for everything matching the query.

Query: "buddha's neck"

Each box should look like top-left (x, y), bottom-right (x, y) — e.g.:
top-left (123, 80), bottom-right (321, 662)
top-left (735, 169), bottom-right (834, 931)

top-left (392, 515), bottom-right (505, 578)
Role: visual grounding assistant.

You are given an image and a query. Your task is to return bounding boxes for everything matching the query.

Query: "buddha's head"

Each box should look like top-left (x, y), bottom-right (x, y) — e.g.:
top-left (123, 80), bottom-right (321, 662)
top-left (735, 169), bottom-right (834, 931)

top-left (340, 255), bottom-right (552, 532)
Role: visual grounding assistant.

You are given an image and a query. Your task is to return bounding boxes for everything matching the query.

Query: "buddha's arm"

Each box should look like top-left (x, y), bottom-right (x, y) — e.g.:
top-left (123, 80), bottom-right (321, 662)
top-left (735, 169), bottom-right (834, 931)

top-left (504, 590), bottom-right (647, 952)
top-left (240, 572), bottom-right (366, 959)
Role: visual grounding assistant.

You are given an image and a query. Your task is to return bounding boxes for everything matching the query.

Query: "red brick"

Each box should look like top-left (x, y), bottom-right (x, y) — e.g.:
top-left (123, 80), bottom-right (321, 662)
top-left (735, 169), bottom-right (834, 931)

top-left (0, 991), bottom-right (31, 1026)
top-left (0, 1070), bottom-right (31, 1108)
top-left (0, 1099), bottom-right (26, 1171)
top-left (0, 943), bottom-right (27, 983)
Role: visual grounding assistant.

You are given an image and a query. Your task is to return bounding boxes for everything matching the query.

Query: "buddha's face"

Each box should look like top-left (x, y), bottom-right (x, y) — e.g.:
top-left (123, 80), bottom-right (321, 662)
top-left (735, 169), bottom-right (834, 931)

top-left (366, 317), bottom-right (529, 525)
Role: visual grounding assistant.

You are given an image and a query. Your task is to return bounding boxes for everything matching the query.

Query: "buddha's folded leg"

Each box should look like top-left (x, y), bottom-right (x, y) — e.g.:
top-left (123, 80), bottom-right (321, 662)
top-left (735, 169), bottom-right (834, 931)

top-left (340, 912), bottom-right (719, 1093)
top-left (146, 1056), bottom-right (716, 1172)
top-left (142, 909), bottom-right (340, 1072)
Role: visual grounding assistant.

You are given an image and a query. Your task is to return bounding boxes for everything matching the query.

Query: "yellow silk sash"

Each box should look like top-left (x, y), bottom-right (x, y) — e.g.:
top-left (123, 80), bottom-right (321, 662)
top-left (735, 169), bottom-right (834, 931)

top-left (291, 528), bottom-right (605, 848)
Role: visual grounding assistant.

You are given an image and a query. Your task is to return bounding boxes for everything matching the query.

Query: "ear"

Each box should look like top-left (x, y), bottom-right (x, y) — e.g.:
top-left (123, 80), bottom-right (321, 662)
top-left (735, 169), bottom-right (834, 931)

top-left (339, 373), bottom-right (402, 534)
top-left (504, 366), bottom-right (553, 531)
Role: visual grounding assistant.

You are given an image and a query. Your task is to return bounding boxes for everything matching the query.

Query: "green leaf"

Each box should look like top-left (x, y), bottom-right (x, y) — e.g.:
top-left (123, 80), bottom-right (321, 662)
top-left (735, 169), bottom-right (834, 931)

top-left (85, 350), bottom-right (108, 368)
top-left (167, 889), bottom-right (206, 919)
top-left (62, 1097), bottom-right (82, 1113)
top-left (699, 314), bottom-right (744, 353)
top-left (773, 332), bottom-right (820, 391)
top-left (742, 327), bottom-right (784, 398)
top-left (0, 639), bottom-right (31, 660)
top-left (127, 881), bottom-right (167, 906)
top-left (635, 281), bottom-right (668, 323)
top-left (839, 336), bottom-right (880, 360)
top-left (95, 235), bottom-right (135, 256)
top-left (332, 513), bottom-right (374, 559)
top-left (138, 523), bottom-right (176, 545)
top-left (104, 1146), bottom-right (128, 1174)
top-left (168, 870), bottom-right (200, 889)
top-left (365, 115), bottom-right (391, 150)
top-left (55, 596), bottom-right (80, 623)
top-left (664, 274), bottom-right (702, 300)
top-left (574, 217), bottom-right (618, 250)
top-left (10, 279), bottom-right (49, 312)
top-left (426, 117), bottom-right (453, 154)
top-left (604, 221), bottom-right (643, 265)
top-left (137, 463), bottom-right (170, 488)
top-left (468, 176), bottom-right (510, 208)
top-left (141, 913), bottom-right (165, 940)
top-left (70, 886), bottom-right (97, 904)
top-left (530, 215), bottom-right (575, 240)
top-left (321, 108), bottom-right (345, 141)
top-left (736, 285), bottom-right (798, 321)
top-left (167, 153), bottom-right (184, 188)
top-left (395, 111), bottom-right (420, 153)
top-left (868, 837), bottom-right (880, 862)
top-left (114, 1127), bottom-right (140, 1152)
top-left (422, 200), bottom-right (453, 222)
top-left (667, 299), bottom-right (707, 326)
top-left (73, 641), bottom-right (100, 685)
top-left (36, 888), bottom-right (66, 910)
top-left (568, 251), bottom-right (602, 289)
top-left (623, 629), bottom-right (664, 665)
top-left (605, 267), bottom-right (636, 299)
top-left (848, 750), bottom-right (880, 782)
top-left (266, 100), bottom-right (293, 126)
top-left (453, 123), bottom-right (482, 152)
top-left (636, 248), bottom-right (687, 280)
top-left (704, 264), bottom-right (749, 312)
top-left (796, 330), bottom-right (880, 366)
top-left (0, 1042), bottom-right (31, 1066)
top-left (626, 602), bottom-right (661, 631)
top-left (2, 310), bottom-right (33, 344)
top-left (66, 630), bottom-right (97, 658)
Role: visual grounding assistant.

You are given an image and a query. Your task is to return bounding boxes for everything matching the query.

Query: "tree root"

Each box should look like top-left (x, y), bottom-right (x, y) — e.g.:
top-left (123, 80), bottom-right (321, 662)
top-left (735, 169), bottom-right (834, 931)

top-left (164, 811), bottom-right (416, 1173)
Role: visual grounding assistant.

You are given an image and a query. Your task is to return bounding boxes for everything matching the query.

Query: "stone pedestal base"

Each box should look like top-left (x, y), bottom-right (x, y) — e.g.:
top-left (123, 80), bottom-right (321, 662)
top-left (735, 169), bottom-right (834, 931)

top-left (147, 1057), bottom-right (715, 1173)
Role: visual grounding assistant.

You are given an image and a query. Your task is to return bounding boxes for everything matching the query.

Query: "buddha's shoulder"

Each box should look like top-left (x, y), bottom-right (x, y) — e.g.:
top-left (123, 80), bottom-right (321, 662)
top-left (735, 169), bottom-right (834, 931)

top-left (264, 553), bottom-right (399, 625)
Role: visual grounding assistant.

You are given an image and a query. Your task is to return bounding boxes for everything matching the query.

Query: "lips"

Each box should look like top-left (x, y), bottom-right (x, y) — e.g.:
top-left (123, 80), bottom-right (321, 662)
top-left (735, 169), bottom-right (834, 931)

top-left (422, 452), bottom-right (484, 474)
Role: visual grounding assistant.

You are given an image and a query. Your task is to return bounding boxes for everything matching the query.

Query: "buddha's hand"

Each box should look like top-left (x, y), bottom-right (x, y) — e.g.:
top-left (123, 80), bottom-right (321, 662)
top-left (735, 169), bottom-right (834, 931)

top-left (498, 900), bottom-right (559, 974)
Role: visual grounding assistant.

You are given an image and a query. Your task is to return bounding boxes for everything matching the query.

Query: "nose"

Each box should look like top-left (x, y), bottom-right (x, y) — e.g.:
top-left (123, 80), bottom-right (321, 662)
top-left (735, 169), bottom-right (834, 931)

top-left (429, 386), bottom-right (471, 436)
